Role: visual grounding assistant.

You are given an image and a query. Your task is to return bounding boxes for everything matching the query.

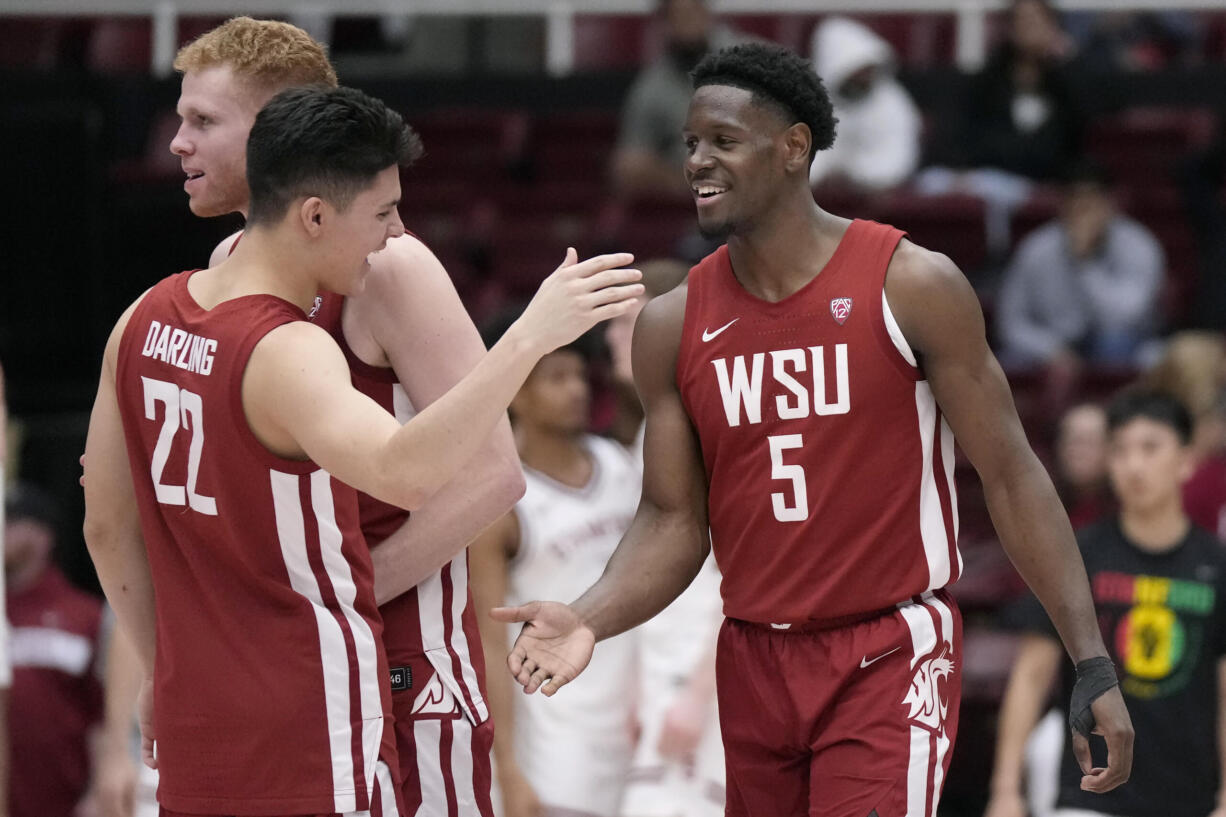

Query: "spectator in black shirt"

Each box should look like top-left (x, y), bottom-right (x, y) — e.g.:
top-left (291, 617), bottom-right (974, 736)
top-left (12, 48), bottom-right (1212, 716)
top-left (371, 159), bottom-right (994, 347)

top-left (985, 389), bottom-right (1226, 817)
top-left (964, 0), bottom-right (1082, 181)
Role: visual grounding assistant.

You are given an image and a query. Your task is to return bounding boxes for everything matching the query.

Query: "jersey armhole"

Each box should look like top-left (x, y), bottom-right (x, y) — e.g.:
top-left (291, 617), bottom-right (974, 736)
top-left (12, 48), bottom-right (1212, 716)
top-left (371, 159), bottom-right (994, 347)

top-left (882, 291), bottom-right (918, 368)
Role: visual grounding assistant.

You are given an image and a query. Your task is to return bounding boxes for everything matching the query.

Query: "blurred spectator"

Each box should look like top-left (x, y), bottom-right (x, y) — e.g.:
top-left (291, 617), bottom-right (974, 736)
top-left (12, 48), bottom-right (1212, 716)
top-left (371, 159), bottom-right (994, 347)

top-left (472, 319), bottom-right (638, 817)
top-left (963, 0), bottom-right (1081, 181)
top-left (808, 16), bottom-right (921, 193)
top-left (1144, 331), bottom-right (1226, 460)
top-left (1069, 10), bottom-right (1206, 72)
top-left (1144, 331), bottom-right (1226, 540)
top-left (5, 484), bottom-right (104, 817)
top-left (605, 258), bottom-right (690, 452)
top-left (1053, 403), bottom-right (1113, 529)
top-left (602, 260), bottom-right (725, 817)
top-left (917, 0), bottom-right (1081, 256)
top-left (610, 0), bottom-right (742, 199)
top-left (986, 390), bottom-right (1226, 817)
top-left (996, 161), bottom-right (1164, 370)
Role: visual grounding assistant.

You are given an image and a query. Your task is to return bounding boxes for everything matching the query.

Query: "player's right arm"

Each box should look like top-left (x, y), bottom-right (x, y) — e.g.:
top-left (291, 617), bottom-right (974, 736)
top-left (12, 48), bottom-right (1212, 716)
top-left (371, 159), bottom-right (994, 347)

top-left (244, 250), bottom-right (641, 512)
top-left (493, 286), bottom-right (711, 695)
top-left (83, 297), bottom-right (157, 674)
top-left (469, 512), bottom-right (543, 817)
top-left (983, 634), bottom-right (1064, 817)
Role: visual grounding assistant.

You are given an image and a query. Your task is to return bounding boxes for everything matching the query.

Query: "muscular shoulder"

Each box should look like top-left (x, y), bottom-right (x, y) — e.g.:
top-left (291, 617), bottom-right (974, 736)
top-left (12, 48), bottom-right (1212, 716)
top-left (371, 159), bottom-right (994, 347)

top-left (883, 238), bottom-right (983, 359)
top-left (105, 288), bottom-right (154, 371)
top-left (252, 319), bottom-right (343, 366)
top-left (631, 283), bottom-right (688, 396)
top-left (352, 233), bottom-right (449, 319)
top-left (635, 282), bottom-right (688, 353)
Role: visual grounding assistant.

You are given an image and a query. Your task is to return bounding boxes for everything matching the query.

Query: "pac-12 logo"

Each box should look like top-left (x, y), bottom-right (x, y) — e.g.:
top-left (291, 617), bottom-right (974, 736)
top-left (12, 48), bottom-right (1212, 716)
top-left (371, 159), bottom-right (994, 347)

top-left (830, 297), bottom-right (853, 325)
top-left (902, 642), bottom-right (955, 731)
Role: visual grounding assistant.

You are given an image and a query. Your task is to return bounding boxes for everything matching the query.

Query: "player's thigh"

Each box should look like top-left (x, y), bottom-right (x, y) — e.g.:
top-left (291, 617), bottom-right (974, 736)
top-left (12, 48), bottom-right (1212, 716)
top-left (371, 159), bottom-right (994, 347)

top-left (809, 593), bottom-right (962, 817)
top-left (716, 620), bottom-right (812, 817)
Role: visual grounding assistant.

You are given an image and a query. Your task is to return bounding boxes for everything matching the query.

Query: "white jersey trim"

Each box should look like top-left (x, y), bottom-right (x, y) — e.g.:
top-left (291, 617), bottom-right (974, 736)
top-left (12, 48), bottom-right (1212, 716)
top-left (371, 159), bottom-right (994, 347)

top-left (882, 290), bottom-right (918, 368)
top-left (270, 468), bottom-right (379, 813)
top-left (310, 470), bottom-right (386, 796)
top-left (914, 384), bottom-right (955, 590)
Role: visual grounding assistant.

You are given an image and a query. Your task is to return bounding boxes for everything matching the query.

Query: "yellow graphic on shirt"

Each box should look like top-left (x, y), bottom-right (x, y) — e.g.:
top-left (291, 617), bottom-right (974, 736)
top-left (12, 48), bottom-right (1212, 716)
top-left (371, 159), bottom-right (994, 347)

top-left (1119, 603), bottom-right (1183, 680)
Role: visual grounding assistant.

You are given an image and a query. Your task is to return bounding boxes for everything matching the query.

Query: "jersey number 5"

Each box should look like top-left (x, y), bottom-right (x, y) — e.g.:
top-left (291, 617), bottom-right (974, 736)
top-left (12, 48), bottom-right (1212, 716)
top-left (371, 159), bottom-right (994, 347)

top-left (142, 376), bottom-right (218, 515)
top-left (768, 434), bottom-right (808, 522)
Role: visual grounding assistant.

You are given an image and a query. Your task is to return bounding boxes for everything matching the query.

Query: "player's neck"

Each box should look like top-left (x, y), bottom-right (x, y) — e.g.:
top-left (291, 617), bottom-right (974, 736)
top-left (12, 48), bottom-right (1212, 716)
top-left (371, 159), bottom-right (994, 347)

top-left (203, 225), bottom-right (321, 313)
top-left (726, 198), bottom-right (845, 303)
top-left (1118, 500), bottom-right (1189, 554)
top-left (516, 426), bottom-right (592, 488)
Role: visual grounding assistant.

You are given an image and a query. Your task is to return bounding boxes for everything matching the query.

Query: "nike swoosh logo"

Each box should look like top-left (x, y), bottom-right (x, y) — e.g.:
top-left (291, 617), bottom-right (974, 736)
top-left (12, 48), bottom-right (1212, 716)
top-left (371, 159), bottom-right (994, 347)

top-left (702, 318), bottom-right (739, 342)
top-left (860, 646), bottom-right (901, 668)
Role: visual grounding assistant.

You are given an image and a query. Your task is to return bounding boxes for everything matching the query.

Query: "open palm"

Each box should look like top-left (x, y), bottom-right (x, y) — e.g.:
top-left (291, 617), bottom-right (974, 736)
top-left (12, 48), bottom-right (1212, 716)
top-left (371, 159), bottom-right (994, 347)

top-left (490, 601), bottom-right (596, 696)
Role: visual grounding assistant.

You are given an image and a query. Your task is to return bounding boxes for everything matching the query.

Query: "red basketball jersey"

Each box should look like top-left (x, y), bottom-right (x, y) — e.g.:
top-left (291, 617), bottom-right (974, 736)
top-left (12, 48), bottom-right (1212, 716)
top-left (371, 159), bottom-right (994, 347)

top-left (312, 293), bottom-right (490, 727)
top-left (115, 273), bottom-right (392, 815)
top-left (676, 220), bottom-right (962, 625)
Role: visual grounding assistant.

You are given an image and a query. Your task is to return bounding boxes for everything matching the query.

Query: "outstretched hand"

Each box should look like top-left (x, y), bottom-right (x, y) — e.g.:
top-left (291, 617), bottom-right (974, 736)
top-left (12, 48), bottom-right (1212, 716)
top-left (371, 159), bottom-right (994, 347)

top-left (1071, 685), bottom-right (1133, 793)
top-left (490, 601), bottom-right (596, 697)
top-left (513, 249), bottom-right (642, 356)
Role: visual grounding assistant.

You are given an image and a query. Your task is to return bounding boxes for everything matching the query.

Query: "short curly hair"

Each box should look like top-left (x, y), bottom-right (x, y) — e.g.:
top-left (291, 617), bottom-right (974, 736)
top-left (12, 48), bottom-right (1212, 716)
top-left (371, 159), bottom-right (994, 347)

top-left (174, 17), bottom-right (338, 93)
top-left (691, 42), bottom-right (837, 161)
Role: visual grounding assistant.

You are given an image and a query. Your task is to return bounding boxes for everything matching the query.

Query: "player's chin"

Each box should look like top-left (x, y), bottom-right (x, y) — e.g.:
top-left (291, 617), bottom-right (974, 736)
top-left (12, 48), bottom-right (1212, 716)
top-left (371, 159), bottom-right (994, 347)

top-left (188, 193), bottom-right (241, 220)
top-left (696, 214), bottom-right (734, 242)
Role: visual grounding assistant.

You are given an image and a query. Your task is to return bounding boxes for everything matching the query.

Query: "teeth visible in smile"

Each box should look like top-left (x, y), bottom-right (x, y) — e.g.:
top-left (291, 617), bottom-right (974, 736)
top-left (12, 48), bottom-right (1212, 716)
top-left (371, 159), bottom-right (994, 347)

top-left (695, 185), bottom-right (727, 197)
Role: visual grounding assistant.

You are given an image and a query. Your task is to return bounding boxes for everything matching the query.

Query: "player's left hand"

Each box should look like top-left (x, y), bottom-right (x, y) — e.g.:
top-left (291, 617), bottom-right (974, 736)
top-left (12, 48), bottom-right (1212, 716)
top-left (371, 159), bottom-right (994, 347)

top-left (490, 601), bottom-right (595, 696)
top-left (657, 689), bottom-right (707, 762)
top-left (137, 676), bottom-right (158, 770)
top-left (1072, 686), bottom-right (1132, 793)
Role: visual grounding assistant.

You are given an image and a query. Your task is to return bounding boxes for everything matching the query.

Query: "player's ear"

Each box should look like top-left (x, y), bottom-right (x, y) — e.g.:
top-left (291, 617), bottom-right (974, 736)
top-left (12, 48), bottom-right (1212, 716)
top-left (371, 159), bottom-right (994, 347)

top-left (299, 197), bottom-right (326, 236)
top-left (782, 123), bottom-right (812, 173)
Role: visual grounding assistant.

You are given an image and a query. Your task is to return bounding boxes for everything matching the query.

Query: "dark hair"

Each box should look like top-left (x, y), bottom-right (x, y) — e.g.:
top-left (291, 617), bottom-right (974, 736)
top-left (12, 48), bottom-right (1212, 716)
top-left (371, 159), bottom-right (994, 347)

top-left (1061, 158), bottom-right (1113, 191)
top-left (5, 483), bottom-right (59, 534)
top-left (246, 85), bottom-right (423, 226)
top-left (1106, 389), bottom-right (1193, 444)
top-left (691, 42), bottom-right (837, 161)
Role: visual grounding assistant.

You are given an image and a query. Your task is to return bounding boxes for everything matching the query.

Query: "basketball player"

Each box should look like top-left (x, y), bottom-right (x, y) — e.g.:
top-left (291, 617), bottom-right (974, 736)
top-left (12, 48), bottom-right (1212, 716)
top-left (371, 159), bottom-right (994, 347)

top-left (470, 323), bottom-right (640, 817)
top-left (494, 43), bottom-right (1134, 817)
top-left (98, 18), bottom-right (530, 816)
top-left (606, 261), bottom-right (727, 817)
top-left (82, 85), bottom-right (642, 815)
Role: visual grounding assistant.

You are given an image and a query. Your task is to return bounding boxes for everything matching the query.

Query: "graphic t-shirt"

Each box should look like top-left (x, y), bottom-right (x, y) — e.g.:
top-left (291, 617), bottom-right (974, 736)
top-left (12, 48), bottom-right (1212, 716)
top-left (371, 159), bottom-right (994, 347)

top-left (1010, 519), bottom-right (1226, 817)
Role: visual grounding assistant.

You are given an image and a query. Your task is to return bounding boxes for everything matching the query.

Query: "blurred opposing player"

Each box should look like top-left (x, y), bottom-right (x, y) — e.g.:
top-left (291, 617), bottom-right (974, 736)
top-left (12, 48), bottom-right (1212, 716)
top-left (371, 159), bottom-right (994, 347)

top-left (496, 43), bottom-right (1133, 817)
top-left (99, 17), bottom-right (527, 816)
top-left (606, 260), bottom-right (726, 817)
top-left (470, 321), bottom-right (639, 817)
top-left (82, 85), bottom-right (642, 815)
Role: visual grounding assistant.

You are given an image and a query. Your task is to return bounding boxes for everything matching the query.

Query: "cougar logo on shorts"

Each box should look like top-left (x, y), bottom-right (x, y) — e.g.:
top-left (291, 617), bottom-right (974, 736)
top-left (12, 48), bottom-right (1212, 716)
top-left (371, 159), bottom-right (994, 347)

top-left (902, 642), bottom-right (954, 731)
top-left (412, 672), bottom-right (460, 716)
top-left (830, 297), bottom-right (853, 325)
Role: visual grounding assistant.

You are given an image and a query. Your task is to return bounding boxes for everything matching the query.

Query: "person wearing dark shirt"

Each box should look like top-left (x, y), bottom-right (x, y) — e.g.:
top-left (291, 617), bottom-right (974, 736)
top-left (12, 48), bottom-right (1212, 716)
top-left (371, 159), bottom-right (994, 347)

top-left (963, 0), bottom-right (1082, 181)
top-left (985, 389), bottom-right (1226, 817)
